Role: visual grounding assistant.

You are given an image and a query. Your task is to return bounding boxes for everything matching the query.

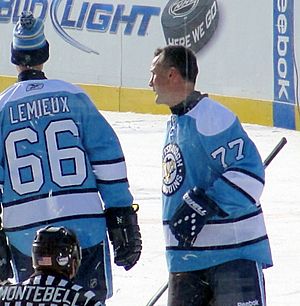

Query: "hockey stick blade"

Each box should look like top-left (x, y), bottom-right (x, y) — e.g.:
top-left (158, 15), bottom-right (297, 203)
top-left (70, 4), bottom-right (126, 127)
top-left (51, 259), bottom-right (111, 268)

top-left (145, 137), bottom-right (287, 306)
top-left (263, 137), bottom-right (287, 168)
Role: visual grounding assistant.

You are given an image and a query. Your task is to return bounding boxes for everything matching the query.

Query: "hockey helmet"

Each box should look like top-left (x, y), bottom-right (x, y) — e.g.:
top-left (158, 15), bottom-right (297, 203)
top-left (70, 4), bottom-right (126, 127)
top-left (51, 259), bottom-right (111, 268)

top-left (32, 226), bottom-right (82, 277)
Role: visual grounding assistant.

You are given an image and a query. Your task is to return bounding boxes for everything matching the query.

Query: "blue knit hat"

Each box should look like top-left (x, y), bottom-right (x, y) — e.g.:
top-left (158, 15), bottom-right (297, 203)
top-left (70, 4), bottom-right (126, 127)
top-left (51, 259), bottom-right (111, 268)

top-left (11, 11), bottom-right (49, 66)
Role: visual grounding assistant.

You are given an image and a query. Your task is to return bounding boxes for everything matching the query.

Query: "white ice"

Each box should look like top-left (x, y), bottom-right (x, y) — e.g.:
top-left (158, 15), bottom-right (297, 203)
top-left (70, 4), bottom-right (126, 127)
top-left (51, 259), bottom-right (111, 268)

top-left (102, 111), bottom-right (300, 306)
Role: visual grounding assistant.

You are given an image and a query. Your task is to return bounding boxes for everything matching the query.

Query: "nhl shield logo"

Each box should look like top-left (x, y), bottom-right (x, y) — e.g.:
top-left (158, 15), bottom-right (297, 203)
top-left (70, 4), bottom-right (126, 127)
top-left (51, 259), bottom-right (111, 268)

top-left (169, 0), bottom-right (200, 17)
top-left (162, 143), bottom-right (185, 196)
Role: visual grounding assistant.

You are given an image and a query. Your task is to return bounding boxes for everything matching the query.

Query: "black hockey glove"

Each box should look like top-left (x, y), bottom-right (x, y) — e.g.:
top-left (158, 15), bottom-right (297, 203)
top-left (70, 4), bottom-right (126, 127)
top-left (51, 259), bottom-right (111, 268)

top-left (170, 187), bottom-right (228, 247)
top-left (106, 205), bottom-right (142, 271)
top-left (0, 229), bottom-right (13, 281)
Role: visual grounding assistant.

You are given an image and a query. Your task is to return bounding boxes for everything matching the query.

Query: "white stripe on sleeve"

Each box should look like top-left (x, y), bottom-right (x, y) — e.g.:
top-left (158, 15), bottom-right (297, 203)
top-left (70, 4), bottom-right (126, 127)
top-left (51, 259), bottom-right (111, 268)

top-left (222, 170), bottom-right (264, 203)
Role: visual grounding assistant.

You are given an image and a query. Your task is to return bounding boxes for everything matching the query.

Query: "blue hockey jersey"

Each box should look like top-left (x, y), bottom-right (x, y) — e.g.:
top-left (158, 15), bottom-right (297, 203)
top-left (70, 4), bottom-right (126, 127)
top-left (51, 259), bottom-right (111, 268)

top-left (162, 93), bottom-right (273, 272)
top-left (0, 78), bottom-right (133, 286)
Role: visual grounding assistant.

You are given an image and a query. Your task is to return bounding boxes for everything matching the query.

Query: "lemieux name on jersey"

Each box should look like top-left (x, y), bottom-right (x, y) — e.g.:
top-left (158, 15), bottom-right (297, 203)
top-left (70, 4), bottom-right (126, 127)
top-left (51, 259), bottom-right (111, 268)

top-left (9, 96), bottom-right (70, 124)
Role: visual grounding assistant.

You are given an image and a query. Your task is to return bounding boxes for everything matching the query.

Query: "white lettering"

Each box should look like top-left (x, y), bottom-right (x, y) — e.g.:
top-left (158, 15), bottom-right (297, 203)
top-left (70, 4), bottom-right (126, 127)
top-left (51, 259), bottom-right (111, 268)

top-left (277, 0), bottom-right (287, 12)
top-left (60, 96), bottom-right (70, 112)
top-left (9, 107), bottom-right (18, 124)
top-left (9, 96), bottom-right (70, 124)
top-left (6, 286), bottom-right (17, 301)
top-left (53, 287), bottom-right (65, 303)
top-left (33, 286), bottom-right (44, 302)
top-left (237, 299), bottom-right (259, 306)
top-left (51, 97), bottom-right (60, 113)
top-left (42, 98), bottom-right (51, 115)
top-left (278, 78), bottom-right (289, 100)
top-left (278, 57), bottom-right (287, 78)
top-left (25, 286), bottom-right (35, 300)
top-left (276, 1), bottom-right (290, 101)
top-left (43, 287), bottom-right (55, 302)
top-left (192, 22), bottom-right (205, 43)
top-left (205, 1), bottom-right (217, 29)
top-left (18, 103), bottom-right (27, 122)
top-left (27, 102), bottom-right (38, 120)
top-left (14, 286), bottom-right (27, 300)
top-left (277, 14), bottom-right (287, 34)
top-left (277, 35), bottom-right (289, 56)
top-left (0, 285), bottom-right (9, 299)
top-left (0, 284), bottom-right (81, 304)
top-left (168, 34), bottom-right (191, 48)
top-left (183, 193), bottom-right (207, 216)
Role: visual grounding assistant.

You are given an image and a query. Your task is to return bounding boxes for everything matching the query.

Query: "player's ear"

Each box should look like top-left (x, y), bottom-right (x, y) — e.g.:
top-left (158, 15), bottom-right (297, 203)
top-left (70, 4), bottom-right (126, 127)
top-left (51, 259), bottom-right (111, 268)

top-left (169, 66), bottom-right (183, 83)
top-left (70, 259), bottom-right (77, 280)
top-left (168, 66), bottom-right (176, 77)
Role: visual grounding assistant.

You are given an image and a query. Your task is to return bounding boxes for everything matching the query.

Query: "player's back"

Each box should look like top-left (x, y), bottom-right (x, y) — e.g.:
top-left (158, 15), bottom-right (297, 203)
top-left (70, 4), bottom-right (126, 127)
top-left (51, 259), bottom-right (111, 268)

top-left (0, 78), bottom-right (109, 254)
top-left (0, 79), bottom-right (100, 199)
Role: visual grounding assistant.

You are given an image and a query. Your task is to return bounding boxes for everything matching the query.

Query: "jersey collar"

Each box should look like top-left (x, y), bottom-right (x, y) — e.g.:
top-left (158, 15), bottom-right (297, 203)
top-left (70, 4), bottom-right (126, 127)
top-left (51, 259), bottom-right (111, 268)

top-left (170, 91), bottom-right (208, 116)
top-left (18, 69), bottom-right (47, 82)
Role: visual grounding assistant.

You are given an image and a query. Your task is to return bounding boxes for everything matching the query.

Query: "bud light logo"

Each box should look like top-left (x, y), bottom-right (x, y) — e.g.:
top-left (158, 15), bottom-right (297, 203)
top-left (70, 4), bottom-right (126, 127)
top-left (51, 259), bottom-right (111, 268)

top-left (0, 0), bottom-right (161, 54)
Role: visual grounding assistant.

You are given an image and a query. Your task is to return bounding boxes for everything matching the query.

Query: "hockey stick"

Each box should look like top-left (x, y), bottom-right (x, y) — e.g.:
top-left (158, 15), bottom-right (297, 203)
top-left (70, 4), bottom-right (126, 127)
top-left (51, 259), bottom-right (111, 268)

top-left (145, 137), bottom-right (287, 306)
top-left (146, 281), bottom-right (169, 306)
top-left (263, 137), bottom-right (287, 168)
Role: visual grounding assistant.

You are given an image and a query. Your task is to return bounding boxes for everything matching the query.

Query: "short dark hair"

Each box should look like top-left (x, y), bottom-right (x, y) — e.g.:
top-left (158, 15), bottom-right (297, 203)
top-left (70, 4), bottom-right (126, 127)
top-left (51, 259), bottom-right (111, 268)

top-left (154, 45), bottom-right (198, 83)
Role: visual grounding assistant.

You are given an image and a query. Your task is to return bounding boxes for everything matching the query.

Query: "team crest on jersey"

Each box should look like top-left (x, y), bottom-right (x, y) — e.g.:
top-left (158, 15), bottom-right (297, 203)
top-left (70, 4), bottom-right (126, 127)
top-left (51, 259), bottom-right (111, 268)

top-left (162, 143), bottom-right (185, 196)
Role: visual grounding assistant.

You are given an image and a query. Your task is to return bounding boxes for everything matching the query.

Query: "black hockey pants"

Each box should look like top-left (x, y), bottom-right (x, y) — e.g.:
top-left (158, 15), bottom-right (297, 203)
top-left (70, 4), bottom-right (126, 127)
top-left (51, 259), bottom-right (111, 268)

top-left (168, 259), bottom-right (266, 306)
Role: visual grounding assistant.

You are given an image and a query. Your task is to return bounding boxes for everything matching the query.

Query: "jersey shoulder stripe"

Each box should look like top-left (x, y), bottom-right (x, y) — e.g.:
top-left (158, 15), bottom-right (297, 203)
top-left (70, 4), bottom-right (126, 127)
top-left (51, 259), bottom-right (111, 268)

top-left (187, 97), bottom-right (236, 136)
top-left (0, 79), bottom-right (86, 107)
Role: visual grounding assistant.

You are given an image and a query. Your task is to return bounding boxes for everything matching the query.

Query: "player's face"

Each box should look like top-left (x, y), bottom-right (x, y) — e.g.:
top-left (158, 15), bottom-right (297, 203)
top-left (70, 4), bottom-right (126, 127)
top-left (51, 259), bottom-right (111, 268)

top-left (149, 55), bottom-right (173, 105)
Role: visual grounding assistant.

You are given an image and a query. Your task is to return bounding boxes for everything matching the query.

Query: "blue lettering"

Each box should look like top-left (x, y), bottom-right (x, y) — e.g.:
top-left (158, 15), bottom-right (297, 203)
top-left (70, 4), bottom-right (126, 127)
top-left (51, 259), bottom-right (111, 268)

top-left (0, 0), bottom-right (161, 53)
top-left (0, 0), bottom-right (14, 22)
top-left (28, 0), bottom-right (47, 18)
top-left (76, 1), bottom-right (89, 29)
top-left (0, 0), bottom-right (47, 23)
top-left (61, 0), bottom-right (76, 27)
top-left (110, 5), bottom-right (134, 35)
top-left (110, 5), bottom-right (160, 36)
top-left (12, 0), bottom-right (30, 23)
top-left (134, 6), bottom-right (161, 36)
top-left (86, 3), bottom-right (113, 32)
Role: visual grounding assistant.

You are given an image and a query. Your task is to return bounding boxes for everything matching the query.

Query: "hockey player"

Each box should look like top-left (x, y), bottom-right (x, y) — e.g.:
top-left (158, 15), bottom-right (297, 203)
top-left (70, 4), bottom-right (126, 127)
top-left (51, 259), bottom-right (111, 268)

top-left (149, 45), bottom-right (272, 305)
top-left (0, 11), bottom-right (142, 304)
top-left (0, 226), bottom-right (103, 305)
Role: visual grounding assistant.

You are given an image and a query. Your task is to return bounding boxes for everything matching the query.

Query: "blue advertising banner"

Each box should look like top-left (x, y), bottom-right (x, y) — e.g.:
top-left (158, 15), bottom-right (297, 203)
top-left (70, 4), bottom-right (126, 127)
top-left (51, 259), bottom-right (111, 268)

top-left (273, 0), bottom-right (295, 129)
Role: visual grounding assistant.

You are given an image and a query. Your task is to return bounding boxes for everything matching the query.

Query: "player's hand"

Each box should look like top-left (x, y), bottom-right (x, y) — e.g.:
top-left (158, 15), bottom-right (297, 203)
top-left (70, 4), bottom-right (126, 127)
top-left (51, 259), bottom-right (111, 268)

top-left (169, 187), bottom-right (228, 247)
top-left (106, 205), bottom-right (142, 270)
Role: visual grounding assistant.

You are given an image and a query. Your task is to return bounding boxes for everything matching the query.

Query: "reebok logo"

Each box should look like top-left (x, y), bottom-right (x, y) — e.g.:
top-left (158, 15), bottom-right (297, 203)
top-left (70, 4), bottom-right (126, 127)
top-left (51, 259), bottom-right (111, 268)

top-left (237, 300), bottom-right (259, 306)
top-left (26, 83), bottom-right (44, 92)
